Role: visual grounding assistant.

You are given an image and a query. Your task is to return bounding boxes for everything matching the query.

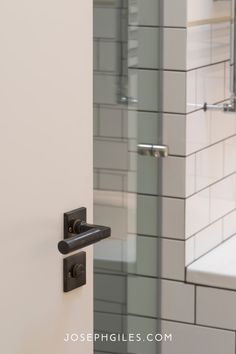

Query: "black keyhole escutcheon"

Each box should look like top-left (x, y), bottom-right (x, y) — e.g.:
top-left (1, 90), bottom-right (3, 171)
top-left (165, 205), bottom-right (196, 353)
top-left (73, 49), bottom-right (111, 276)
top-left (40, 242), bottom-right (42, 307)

top-left (63, 252), bottom-right (86, 292)
top-left (71, 264), bottom-right (85, 278)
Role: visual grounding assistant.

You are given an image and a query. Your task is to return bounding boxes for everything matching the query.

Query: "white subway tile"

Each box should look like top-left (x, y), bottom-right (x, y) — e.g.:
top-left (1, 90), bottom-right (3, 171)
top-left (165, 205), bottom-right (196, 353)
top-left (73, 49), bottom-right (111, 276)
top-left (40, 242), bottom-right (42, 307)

top-left (185, 189), bottom-right (210, 237)
top-left (161, 320), bottom-right (235, 354)
top-left (164, 0), bottom-right (187, 27)
top-left (161, 239), bottom-right (185, 281)
top-left (162, 197), bottom-right (185, 239)
top-left (137, 195), bottom-right (185, 239)
top-left (195, 220), bottom-right (223, 259)
top-left (162, 157), bottom-right (186, 197)
top-left (225, 60), bottom-right (231, 99)
top-left (211, 22), bottom-right (231, 63)
top-left (196, 63), bottom-right (225, 106)
top-left (186, 70), bottom-right (197, 112)
top-left (99, 107), bottom-right (123, 137)
top-left (94, 298), bottom-right (123, 315)
top-left (127, 316), bottom-right (160, 354)
top-left (130, 0), bottom-right (159, 26)
top-left (138, 155), bottom-right (158, 195)
top-left (94, 238), bottom-right (124, 272)
top-left (224, 136), bottom-right (236, 176)
top-left (163, 28), bottom-right (187, 70)
top-left (196, 142), bottom-right (224, 191)
top-left (132, 69), bottom-right (159, 111)
top-left (163, 71), bottom-right (186, 114)
top-left (210, 110), bottom-right (236, 144)
top-left (210, 175), bottom-right (236, 222)
top-left (186, 154), bottom-right (196, 196)
top-left (94, 8), bottom-right (118, 39)
top-left (128, 68), bottom-right (138, 107)
top-left (223, 209), bottom-right (236, 241)
top-left (137, 195), bottom-right (158, 236)
top-left (94, 204), bottom-right (127, 240)
top-left (163, 114), bottom-right (186, 156)
top-left (186, 110), bottom-right (211, 154)
top-left (138, 112), bottom-right (159, 144)
top-left (131, 235), bottom-right (158, 277)
top-left (161, 280), bottom-right (195, 323)
top-left (99, 41), bottom-right (117, 72)
top-left (187, 0), bottom-right (231, 23)
top-left (94, 273), bottom-right (126, 303)
top-left (94, 139), bottom-right (128, 170)
top-left (185, 236), bottom-right (195, 265)
top-left (127, 276), bottom-right (158, 317)
top-left (99, 172), bottom-right (124, 192)
top-left (94, 73), bottom-right (117, 104)
top-left (197, 286), bottom-right (236, 330)
top-left (95, 313), bottom-right (123, 333)
top-left (129, 150), bottom-right (137, 172)
top-left (138, 27), bottom-right (159, 69)
top-left (187, 25), bottom-right (211, 70)
top-left (127, 171), bottom-right (137, 193)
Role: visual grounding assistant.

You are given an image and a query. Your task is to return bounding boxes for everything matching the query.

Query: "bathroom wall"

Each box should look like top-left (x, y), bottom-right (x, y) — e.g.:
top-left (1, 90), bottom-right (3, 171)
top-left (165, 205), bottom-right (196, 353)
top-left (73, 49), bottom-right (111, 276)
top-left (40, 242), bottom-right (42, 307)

top-left (160, 0), bottom-right (236, 353)
top-left (184, 1), bottom-right (236, 266)
top-left (93, 1), bottom-right (236, 354)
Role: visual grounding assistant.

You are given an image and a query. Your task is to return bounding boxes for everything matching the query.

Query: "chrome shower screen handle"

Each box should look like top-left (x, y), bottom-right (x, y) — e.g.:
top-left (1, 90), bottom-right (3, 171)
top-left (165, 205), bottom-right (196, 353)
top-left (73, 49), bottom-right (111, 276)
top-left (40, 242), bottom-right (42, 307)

top-left (138, 144), bottom-right (169, 158)
top-left (58, 207), bottom-right (111, 255)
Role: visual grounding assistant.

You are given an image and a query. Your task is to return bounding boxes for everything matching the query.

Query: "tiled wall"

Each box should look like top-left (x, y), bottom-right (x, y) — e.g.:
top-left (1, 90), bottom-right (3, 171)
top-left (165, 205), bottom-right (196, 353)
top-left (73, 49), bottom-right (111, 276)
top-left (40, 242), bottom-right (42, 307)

top-left (160, 1), bottom-right (236, 354)
top-left (184, 11), bottom-right (236, 265)
top-left (93, 0), bottom-right (236, 353)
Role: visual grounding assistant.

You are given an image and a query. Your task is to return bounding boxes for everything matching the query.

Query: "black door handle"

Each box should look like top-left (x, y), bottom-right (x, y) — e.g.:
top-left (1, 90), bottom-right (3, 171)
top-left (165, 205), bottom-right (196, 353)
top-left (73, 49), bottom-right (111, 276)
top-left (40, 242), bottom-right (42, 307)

top-left (57, 207), bottom-right (111, 255)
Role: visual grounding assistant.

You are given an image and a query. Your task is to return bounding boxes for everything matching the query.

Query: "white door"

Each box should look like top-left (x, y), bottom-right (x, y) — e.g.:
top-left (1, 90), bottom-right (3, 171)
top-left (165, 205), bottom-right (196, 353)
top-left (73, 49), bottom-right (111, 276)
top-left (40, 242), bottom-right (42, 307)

top-left (0, 1), bottom-right (93, 353)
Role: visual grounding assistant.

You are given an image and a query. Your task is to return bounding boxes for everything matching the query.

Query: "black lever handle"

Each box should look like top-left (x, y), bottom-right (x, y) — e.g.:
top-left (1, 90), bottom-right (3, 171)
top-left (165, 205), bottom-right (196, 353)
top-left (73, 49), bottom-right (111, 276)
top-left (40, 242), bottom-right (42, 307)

top-left (58, 223), bottom-right (111, 254)
top-left (57, 207), bottom-right (111, 255)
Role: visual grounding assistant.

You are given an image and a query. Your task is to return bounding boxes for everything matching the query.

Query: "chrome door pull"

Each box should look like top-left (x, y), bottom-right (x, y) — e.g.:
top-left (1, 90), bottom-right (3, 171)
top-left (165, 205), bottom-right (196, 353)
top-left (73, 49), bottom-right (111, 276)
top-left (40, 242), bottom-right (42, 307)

top-left (138, 144), bottom-right (169, 158)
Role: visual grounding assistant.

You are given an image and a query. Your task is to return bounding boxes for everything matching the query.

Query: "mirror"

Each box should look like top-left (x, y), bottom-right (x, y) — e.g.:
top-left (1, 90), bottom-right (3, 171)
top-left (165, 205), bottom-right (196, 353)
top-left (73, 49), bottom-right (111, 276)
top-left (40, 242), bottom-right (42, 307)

top-left (205, 0), bottom-right (236, 112)
top-left (231, 0), bottom-right (236, 102)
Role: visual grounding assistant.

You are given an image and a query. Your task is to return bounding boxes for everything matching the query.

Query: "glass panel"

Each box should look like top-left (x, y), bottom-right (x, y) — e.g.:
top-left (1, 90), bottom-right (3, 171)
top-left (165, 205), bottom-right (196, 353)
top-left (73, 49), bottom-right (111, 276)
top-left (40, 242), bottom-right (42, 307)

top-left (93, 1), bottom-right (162, 353)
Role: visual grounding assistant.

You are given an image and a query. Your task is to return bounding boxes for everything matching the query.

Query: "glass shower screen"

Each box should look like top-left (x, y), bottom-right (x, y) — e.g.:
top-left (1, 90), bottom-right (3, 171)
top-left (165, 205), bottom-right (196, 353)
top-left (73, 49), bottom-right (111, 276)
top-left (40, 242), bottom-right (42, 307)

top-left (93, 1), bottom-right (163, 353)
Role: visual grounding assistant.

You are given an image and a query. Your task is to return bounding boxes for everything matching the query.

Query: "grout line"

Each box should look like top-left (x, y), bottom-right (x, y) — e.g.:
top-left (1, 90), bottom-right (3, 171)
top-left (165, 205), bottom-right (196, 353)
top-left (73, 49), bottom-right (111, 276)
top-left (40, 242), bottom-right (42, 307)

top-left (186, 171), bottom-right (236, 199)
top-left (95, 307), bottom-right (236, 334)
top-left (186, 278), bottom-right (236, 294)
top-left (94, 59), bottom-right (230, 73)
top-left (94, 298), bottom-right (123, 305)
top-left (161, 317), bottom-right (235, 333)
top-left (95, 267), bottom-right (236, 295)
top-left (137, 234), bottom-right (185, 242)
top-left (93, 132), bottom-right (236, 159)
top-left (130, 25), bottom-right (187, 29)
top-left (137, 192), bottom-right (185, 200)
top-left (95, 350), bottom-right (126, 354)
top-left (138, 171), bottom-right (236, 201)
top-left (162, 132), bottom-right (236, 158)
top-left (187, 232), bottom-right (236, 267)
top-left (187, 59), bottom-right (230, 73)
